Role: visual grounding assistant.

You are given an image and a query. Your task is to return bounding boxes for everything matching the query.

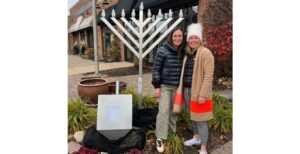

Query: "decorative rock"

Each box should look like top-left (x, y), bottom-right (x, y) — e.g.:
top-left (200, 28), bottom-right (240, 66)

top-left (219, 135), bottom-right (224, 140)
top-left (68, 141), bottom-right (81, 154)
top-left (74, 131), bottom-right (85, 143)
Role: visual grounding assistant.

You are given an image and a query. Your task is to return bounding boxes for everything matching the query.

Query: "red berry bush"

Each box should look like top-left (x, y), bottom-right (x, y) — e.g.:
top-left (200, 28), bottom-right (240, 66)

top-left (204, 20), bottom-right (232, 79)
top-left (72, 146), bottom-right (98, 154)
top-left (204, 20), bottom-right (232, 64)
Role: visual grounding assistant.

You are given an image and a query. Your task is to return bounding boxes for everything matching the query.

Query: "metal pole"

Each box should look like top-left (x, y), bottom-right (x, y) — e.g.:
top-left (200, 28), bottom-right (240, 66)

top-left (137, 3), bottom-right (144, 109)
top-left (92, 0), bottom-right (99, 75)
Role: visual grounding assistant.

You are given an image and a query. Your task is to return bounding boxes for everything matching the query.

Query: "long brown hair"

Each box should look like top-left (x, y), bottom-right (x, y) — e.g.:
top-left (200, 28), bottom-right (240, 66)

top-left (167, 27), bottom-right (185, 56)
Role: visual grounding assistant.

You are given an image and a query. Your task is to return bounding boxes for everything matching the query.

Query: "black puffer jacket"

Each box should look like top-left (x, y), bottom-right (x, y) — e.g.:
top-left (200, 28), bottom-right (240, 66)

top-left (183, 52), bottom-right (196, 88)
top-left (152, 42), bottom-right (183, 89)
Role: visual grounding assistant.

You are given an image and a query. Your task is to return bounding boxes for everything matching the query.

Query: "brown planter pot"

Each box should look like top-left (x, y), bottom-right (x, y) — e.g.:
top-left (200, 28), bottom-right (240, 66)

top-left (109, 81), bottom-right (127, 94)
top-left (77, 78), bottom-right (109, 104)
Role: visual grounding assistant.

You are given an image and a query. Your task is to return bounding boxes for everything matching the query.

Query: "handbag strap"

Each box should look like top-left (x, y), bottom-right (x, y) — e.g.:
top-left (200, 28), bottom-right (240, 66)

top-left (177, 55), bottom-right (187, 93)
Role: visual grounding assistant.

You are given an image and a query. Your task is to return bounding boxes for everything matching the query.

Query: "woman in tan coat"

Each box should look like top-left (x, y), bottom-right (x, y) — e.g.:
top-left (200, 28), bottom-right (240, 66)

top-left (180, 23), bottom-right (215, 154)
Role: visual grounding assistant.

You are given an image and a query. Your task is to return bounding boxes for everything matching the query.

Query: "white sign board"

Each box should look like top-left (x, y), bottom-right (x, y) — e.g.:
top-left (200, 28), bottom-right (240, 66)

top-left (97, 94), bottom-right (132, 140)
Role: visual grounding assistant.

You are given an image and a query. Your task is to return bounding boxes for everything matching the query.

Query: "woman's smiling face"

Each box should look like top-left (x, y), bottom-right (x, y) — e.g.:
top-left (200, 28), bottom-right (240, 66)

top-left (172, 29), bottom-right (183, 48)
top-left (187, 35), bottom-right (201, 49)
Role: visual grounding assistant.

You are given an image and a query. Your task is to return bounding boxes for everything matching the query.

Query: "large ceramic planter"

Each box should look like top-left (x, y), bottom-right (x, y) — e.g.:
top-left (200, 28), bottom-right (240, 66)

top-left (109, 81), bottom-right (127, 94)
top-left (77, 78), bottom-right (109, 104)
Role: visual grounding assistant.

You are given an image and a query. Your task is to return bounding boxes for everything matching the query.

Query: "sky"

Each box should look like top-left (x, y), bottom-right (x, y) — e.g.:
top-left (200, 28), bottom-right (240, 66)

top-left (68, 0), bottom-right (79, 9)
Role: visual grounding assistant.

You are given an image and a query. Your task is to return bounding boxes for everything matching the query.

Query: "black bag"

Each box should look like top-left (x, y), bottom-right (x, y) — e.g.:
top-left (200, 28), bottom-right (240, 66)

top-left (83, 125), bottom-right (146, 153)
top-left (132, 107), bottom-right (158, 130)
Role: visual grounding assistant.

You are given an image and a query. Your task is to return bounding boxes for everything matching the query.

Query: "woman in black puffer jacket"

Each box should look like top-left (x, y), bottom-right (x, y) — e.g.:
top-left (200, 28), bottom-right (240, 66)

top-left (151, 27), bottom-right (185, 153)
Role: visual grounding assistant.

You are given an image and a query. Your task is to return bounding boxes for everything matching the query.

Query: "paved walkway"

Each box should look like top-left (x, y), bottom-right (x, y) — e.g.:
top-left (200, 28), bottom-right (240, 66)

top-left (68, 55), bottom-right (232, 154)
top-left (68, 55), bottom-right (134, 75)
top-left (211, 141), bottom-right (232, 154)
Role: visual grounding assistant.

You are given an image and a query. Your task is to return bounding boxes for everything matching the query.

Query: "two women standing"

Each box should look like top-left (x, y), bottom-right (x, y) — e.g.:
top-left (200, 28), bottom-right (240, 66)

top-left (152, 23), bottom-right (214, 154)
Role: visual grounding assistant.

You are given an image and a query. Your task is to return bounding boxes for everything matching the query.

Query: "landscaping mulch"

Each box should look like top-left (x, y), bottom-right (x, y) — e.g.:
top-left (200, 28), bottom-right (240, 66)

top-left (84, 66), bottom-right (152, 77)
top-left (139, 124), bottom-right (232, 154)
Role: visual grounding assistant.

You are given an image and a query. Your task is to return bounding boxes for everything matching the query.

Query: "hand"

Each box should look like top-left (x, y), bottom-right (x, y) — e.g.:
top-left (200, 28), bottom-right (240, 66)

top-left (198, 96), bottom-right (206, 104)
top-left (154, 88), bottom-right (161, 97)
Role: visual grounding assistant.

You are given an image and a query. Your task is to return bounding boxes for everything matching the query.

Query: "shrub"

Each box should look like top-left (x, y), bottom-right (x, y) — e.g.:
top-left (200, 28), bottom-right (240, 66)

top-left (209, 107), bottom-right (232, 133)
top-left (108, 34), bottom-right (120, 62)
top-left (204, 20), bottom-right (232, 65)
top-left (177, 109), bottom-right (192, 128)
top-left (73, 146), bottom-right (98, 154)
top-left (164, 132), bottom-right (184, 154)
top-left (120, 88), bottom-right (138, 105)
top-left (204, 20), bottom-right (232, 78)
top-left (142, 95), bottom-right (159, 109)
top-left (121, 88), bottom-right (158, 108)
top-left (208, 91), bottom-right (232, 133)
top-left (68, 98), bottom-right (97, 134)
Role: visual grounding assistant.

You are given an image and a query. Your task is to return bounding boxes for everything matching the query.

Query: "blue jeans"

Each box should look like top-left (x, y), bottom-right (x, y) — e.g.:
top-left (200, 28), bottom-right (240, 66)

top-left (184, 87), bottom-right (208, 145)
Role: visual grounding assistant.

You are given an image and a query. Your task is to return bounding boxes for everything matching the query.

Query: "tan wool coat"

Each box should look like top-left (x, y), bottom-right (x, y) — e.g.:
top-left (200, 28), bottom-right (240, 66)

top-left (190, 46), bottom-right (215, 121)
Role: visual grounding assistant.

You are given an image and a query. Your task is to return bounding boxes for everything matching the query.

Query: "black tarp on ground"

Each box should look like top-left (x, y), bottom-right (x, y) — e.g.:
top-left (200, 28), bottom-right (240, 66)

top-left (83, 125), bottom-right (146, 153)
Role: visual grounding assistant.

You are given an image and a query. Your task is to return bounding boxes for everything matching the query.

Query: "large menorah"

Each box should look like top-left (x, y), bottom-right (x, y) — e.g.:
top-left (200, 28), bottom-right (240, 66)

top-left (101, 2), bottom-right (183, 109)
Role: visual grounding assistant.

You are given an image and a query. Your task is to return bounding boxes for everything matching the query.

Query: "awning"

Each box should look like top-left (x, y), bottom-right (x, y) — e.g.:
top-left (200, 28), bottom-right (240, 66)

top-left (97, 0), bottom-right (137, 25)
top-left (68, 16), bottom-right (83, 33)
top-left (78, 16), bottom-right (93, 30)
top-left (133, 0), bottom-right (168, 10)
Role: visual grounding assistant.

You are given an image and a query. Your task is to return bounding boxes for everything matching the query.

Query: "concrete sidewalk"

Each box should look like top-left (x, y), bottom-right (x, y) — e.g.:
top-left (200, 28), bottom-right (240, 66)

top-left (68, 55), bottom-right (134, 75)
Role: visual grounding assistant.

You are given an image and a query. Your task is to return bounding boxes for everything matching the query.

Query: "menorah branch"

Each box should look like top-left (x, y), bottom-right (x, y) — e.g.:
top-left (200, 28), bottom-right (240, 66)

top-left (143, 18), bottom-right (184, 58)
top-left (121, 18), bottom-right (139, 37)
top-left (101, 18), bottom-right (139, 57)
top-left (142, 18), bottom-right (172, 49)
top-left (111, 18), bottom-right (139, 47)
top-left (142, 17), bottom-right (162, 38)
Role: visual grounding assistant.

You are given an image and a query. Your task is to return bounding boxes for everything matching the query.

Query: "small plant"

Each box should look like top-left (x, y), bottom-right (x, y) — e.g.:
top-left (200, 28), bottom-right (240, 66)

top-left (108, 34), bottom-right (120, 62)
top-left (209, 107), bottom-right (232, 133)
top-left (213, 91), bottom-right (232, 110)
top-left (208, 91), bottom-right (232, 133)
top-left (120, 88), bottom-right (138, 105)
top-left (73, 41), bottom-right (80, 55)
top-left (146, 129), bottom-right (156, 136)
top-left (121, 88), bottom-right (158, 108)
top-left (177, 109), bottom-right (192, 128)
top-left (142, 95), bottom-right (159, 109)
top-left (164, 132), bottom-right (184, 154)
top-left (68, 97), bottom-right (97, 134)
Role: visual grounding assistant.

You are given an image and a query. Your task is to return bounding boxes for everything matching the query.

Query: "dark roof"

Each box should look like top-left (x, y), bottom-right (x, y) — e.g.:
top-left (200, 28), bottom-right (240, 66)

top-left (97, 0), bottom-right (198, 24)
top-left (134, 0), bottom-right (198, 14)
top-left (133, 0), bottom-right (168, 10)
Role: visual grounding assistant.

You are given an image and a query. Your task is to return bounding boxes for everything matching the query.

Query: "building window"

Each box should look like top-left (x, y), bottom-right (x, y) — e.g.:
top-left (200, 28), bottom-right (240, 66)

top-left (87, 29), bottom-right (93, 48)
